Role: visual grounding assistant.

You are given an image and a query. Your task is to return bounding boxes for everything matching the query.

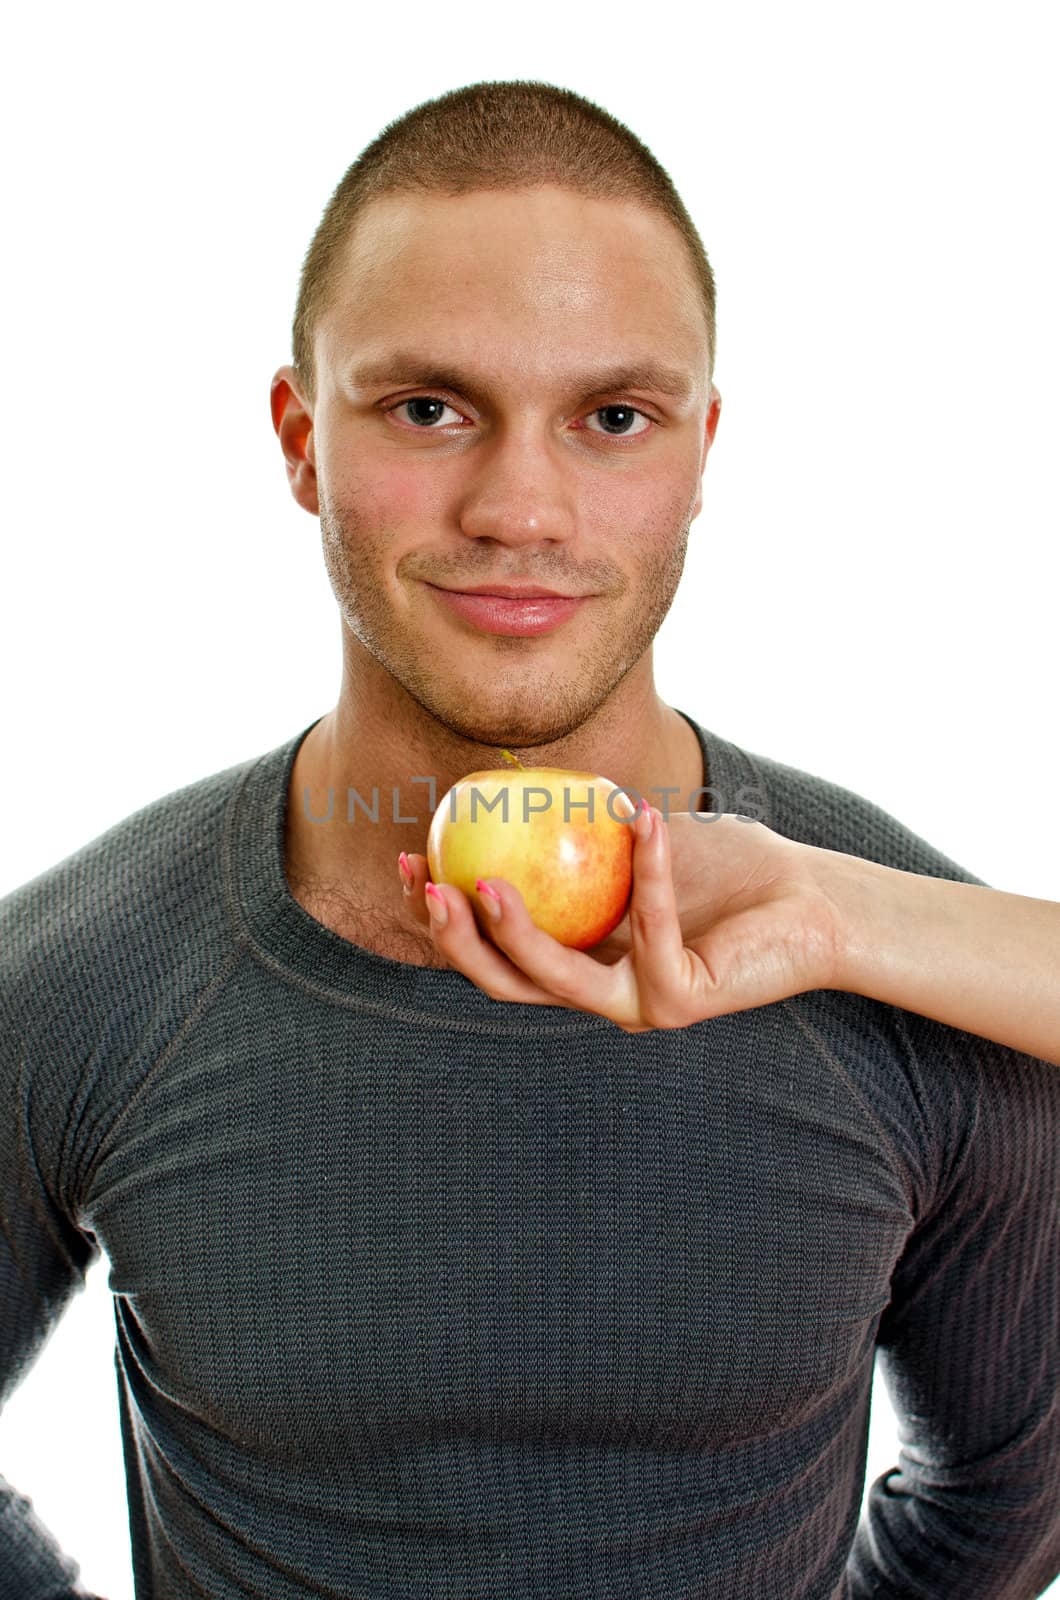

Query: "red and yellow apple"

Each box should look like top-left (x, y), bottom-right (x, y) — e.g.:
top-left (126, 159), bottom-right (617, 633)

top-left (426, 752), bottom-right (637, 950)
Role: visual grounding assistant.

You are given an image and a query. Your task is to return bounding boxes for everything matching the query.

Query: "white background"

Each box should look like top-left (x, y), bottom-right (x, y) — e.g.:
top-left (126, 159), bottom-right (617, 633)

top-left (2, 3), bottom-right (1057, 1596)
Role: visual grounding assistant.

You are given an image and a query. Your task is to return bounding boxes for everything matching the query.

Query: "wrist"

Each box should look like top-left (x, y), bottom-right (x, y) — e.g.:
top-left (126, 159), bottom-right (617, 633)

top-left (803, 843), bottom-right (905, 996)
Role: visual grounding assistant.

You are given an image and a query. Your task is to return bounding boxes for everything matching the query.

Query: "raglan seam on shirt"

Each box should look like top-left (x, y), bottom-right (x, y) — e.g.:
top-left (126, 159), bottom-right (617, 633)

top-left (780, 996), bottom-right (915, 1218)
top-left (80, 944), bottom-right (248, 1198)
top-left (886, 1007), bottom-right (987, 1228)
top-left (220, 752), bottom-right (268, 957)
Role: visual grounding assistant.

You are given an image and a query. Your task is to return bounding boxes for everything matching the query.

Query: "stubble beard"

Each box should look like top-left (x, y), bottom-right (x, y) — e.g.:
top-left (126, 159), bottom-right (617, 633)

top-left (317, 493), bottom-right (693, 751)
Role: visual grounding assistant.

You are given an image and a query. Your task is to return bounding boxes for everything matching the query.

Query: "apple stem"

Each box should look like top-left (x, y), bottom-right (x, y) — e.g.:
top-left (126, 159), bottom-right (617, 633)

top-left (498, 749), bottom-right (527, 770)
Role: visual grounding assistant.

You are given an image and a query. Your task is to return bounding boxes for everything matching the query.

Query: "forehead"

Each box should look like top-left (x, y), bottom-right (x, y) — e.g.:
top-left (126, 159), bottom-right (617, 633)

top-left (316, 186), bottom-right (709, 382)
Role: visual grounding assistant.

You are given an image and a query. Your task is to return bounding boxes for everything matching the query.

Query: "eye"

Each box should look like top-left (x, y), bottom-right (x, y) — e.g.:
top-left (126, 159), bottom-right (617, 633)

top-left (581, 405), bottom-right (653, 439)
top-left (387, 396), bottom-right (467, 429)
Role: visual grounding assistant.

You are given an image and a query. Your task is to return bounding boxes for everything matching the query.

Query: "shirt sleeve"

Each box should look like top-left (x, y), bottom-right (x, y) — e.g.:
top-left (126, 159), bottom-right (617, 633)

top-left (845, 1018), bottom-right (1060, 1598)
top-left (1, 1026), bottom-right (103, 1598)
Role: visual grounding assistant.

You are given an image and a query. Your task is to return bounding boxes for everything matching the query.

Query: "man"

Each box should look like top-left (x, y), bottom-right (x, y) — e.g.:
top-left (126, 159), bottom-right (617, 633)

top-left (1, 80), bottom-right (1056, 1600)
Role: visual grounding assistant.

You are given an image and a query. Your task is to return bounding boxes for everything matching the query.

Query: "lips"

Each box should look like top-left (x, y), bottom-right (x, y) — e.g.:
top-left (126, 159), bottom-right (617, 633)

top-left (438, 584), bottom-right (581, 599)
top-left (426, 583), bottom-right (589, 638)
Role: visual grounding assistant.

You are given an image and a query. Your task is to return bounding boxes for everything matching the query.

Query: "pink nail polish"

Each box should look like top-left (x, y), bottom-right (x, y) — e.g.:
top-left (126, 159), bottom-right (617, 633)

top-left (476, 879), bottom-right (502, 920)
top-left (425, 882), bottom-right (448, 926)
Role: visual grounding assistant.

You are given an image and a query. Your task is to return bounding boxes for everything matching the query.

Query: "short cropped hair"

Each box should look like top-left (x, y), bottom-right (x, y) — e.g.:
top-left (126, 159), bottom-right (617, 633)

top-left (291, 80), bottom-right (717, 404)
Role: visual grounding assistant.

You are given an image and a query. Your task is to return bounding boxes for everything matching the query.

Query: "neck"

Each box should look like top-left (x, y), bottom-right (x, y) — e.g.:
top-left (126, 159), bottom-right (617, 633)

top-left (284, 662), bottom-right (706, 904)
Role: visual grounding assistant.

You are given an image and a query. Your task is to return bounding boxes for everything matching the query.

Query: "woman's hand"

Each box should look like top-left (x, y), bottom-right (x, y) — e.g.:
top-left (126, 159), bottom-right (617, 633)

top-left (395, 805), bottom-right (850, 1033)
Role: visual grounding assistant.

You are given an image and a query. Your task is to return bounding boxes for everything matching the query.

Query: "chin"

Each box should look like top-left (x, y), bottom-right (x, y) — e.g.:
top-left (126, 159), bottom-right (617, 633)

top-left (430, 694), bottom-right (592, 753)
top-left (398, 651), bottom-right (618, 752)
top-left (445, 716), bottom-right (570, 751)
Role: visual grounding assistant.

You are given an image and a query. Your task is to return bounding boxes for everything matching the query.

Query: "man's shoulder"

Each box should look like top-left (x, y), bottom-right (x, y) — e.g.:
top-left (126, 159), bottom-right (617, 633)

top-left (722, 741), bottom-right (1058, 1194)
top-left (0, 744), bottom-right (261, 1033)
top-left (727, 738), bottom-right (984, 886)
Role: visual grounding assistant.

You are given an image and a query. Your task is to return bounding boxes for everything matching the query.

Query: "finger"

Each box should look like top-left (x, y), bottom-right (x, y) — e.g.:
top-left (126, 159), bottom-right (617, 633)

top-left (468, 871), bottom-right (645, 1029)
top-left (421, 878), bottom-right (581, 1009)
top-left (397, 850), bottom-right (432, 930)
top-left (626, 803), bottom-right (699, 1025)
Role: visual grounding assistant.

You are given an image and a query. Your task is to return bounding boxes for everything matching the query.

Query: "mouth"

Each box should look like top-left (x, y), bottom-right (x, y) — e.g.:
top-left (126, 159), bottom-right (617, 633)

top-left (424, 583), bottom-right (591, 638)
top-left (440, 583), bottom-right (584, 599)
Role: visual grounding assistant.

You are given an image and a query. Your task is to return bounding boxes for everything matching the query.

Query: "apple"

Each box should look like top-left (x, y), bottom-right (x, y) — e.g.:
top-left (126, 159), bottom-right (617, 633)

top-left (426, 750), bottom-right (637, 950)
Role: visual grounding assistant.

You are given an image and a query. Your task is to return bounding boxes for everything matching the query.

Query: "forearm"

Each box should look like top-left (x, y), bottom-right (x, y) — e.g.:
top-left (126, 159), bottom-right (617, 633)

top-left (0, 1471), bottom-right (95, 1599)
top-left (846, 1470), bottom-right (1060, 1599)
top-left (816, 847), bottom-right (1060, 1066)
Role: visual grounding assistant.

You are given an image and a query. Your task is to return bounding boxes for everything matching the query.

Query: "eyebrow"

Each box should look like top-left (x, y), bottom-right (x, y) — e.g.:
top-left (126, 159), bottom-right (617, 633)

top-left (347, 352), bottom-right (698, 406)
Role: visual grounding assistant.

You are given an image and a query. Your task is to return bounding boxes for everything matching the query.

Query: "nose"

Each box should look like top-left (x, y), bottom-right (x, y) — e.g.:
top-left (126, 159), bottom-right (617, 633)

top-left (456, 424), bottom-right (577, 547)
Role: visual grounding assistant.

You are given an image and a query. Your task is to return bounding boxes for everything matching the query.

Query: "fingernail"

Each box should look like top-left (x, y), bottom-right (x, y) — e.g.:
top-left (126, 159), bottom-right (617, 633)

top-left (638, 798), bottom-right (654, 839)
top-left (424, 882), bottom-right (448, 927)
top-left (397, 851), bottom-right (413, 890)
top-left (476, 879), bottom-right (502, 921)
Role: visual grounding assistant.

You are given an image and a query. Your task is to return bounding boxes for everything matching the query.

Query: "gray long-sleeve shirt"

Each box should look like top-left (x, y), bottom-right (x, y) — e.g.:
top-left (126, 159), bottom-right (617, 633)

top-left (2, 711), bottom-right (1057, 1599)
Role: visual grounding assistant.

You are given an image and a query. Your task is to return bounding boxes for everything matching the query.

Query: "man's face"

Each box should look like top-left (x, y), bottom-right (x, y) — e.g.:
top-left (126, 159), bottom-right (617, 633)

top-left (277, 185), bottom-right (720, 750)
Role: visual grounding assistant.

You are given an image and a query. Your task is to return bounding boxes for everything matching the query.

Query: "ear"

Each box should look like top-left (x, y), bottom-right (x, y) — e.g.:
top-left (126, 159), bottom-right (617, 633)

top-left (271, 366), bottom-right (319, 516)
top-left (690, 384), bottom-right (722, 522)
